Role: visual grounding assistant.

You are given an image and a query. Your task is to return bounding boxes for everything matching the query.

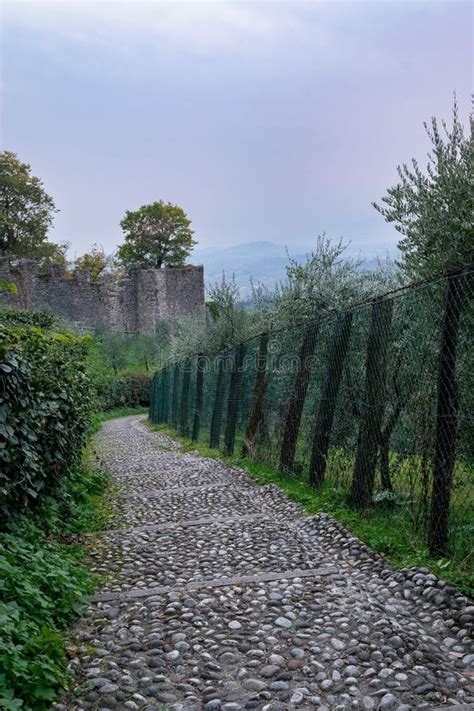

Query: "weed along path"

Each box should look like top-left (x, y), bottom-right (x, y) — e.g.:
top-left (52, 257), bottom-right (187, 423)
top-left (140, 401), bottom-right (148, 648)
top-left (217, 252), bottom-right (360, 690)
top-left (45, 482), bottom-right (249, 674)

top-left (58, 416), bottom-right (473, 711)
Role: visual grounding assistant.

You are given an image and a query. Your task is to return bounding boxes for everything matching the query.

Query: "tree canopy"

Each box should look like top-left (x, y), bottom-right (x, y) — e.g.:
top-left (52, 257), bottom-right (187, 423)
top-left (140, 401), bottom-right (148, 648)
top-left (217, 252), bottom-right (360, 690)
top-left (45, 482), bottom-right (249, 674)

top-left (117, 200), bottom-right (196, 270)
top-left (0, 151), bottom-right (59, 259)
top-left (75, 244), bottom-right (112, 280)
top-left (374, 99), bottom-right (473, 278)
top-left (33, 240), bottom-right (69, 269)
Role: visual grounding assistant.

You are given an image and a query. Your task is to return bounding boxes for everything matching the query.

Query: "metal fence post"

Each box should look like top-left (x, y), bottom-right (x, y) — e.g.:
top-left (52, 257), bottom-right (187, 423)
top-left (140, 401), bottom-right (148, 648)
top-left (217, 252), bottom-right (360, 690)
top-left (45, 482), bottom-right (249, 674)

top-left (171, 362), bottom-right (180, 429)
top-left (224, 343), bottom-right (247, 456)
top-left (349, 297), bottom-right (393, 510)
top-left (279, 319), bottom-right (320, 473)
top-left (162, 366), bottom-right (170, 423)
top-left (428, 269), bottom-right (469, 557)
top-left (210, 354), bottom-right (226, 448)
top-left (192, 354), bottom-right (205, 441)
top-left (309, 311), bottom-right (353, 487)
top-left (149, 372), bottom-right (158, 422)
top-left (242, 332), bottom-right (269, 458)
top-left (179, 358), bottom-right (191, 436)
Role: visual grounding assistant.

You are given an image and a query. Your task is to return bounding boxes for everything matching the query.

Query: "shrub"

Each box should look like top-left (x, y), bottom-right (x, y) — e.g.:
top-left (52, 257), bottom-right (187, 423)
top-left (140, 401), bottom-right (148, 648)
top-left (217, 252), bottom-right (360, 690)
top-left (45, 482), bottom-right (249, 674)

top-left (0, 464), bottom-right (109, 709)
top-left (0, 326), bottom-right (93, 522)
top-left (0, 307), bottom-right (59, 330)
top-left (96, 370), bottom-right (152, 411)
top-left (0, 524), bottom-right (94, 710)
top-left (90, 367), bottom-right (115, 410)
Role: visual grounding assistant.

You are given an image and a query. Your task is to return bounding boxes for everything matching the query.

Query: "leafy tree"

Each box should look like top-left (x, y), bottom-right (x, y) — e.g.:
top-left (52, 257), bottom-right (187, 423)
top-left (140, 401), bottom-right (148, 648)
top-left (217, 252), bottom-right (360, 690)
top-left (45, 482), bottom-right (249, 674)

top-left (169, 240), bottom-right (397, 361)
top-left (374, 98), bottom-right (473, 278)
top-left (0, 151), bottom-right (58, 258)
top-left (374, 99), bottom-right (472, 556)
top-left (207, 273), bottom-right (247, 347)
top-left (131, 327), bottom-right (170, 371)
top-left (117, 200), bottom-right (196, 269)
top-left (170, 315), bottom-right (208, 361)
top-left (75, 244), bottom-right (111, 280)
top-left (98, 331), bottom-right (130, 375)
top-left (262, 236), bottom-right (398, 329)
top-left (34, 239), bottom-right (69, 269)
top-left (169, 273), bottom-right (257, 359)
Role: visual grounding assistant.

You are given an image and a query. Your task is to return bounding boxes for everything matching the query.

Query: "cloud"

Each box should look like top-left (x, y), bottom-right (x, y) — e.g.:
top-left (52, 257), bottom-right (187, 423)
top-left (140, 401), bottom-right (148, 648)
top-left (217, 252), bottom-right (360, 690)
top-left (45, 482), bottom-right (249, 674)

top-left (2, 0), bottom-right (309, 53)
top-left (1, 0), bottom-right (408, 83)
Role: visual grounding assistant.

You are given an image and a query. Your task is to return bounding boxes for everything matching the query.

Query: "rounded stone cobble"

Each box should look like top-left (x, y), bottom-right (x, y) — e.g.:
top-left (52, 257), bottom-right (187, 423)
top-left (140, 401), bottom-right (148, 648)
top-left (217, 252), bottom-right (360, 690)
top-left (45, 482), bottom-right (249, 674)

top-left (87, 516), bottom-right (334, 593)
top-left (109, 482), bottom-right (303, 529)
top-left (58, 416), bottom-right (473, 710)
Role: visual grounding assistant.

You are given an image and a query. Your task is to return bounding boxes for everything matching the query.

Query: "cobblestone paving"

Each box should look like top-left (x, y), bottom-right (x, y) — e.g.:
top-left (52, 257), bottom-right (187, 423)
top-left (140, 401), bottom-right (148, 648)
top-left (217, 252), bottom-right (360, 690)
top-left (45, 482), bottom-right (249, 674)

top-left (58, 416), bottom-right (474, 711)
top-left (109, 483), bottom-right (303, 529)
top-left (88, 517), bottom-right (336, 593)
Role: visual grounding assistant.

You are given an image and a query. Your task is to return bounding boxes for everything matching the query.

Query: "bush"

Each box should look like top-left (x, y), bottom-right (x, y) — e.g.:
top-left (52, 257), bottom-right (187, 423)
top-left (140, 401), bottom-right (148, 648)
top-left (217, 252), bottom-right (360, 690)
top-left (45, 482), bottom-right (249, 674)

top-left (0, 464), bottom-right (109, 710)
top-left (0, 524), bottom-right (94, 710)
top-left (0, 326), bottom-right (93, 522)
top-left (96, 370), bottom-right (152, 411)
top-left (0, 308), bottom-right (59, 330)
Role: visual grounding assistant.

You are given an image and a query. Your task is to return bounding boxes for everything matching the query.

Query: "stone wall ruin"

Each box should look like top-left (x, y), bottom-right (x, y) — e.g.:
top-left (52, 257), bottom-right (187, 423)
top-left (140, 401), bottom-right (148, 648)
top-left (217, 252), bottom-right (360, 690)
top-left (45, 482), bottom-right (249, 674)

top-left (0, 258), bottom-right (205, 333)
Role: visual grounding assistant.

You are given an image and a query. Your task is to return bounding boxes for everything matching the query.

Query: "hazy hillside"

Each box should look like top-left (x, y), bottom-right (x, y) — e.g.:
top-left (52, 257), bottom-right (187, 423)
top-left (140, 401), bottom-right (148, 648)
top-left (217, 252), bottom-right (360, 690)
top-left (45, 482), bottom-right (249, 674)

top-left (191, 241), bottom-right (382, 297)
top-left (191, 241), bottom-right (304, 296)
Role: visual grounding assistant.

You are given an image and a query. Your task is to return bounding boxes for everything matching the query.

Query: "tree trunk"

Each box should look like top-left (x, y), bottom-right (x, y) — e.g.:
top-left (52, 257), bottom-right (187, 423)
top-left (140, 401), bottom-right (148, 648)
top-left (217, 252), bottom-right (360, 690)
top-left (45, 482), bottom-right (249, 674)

top-left (210, 356), bottom-right (226, 448)
top-left (309, 311), bottom-right (353, 488)
top-left (242, 333), bottom-right (269, 458)
top-left (279, 320), bottom-right (320, 473)
top-left (428, 269), bottom-right (468, 557)
top-left (192, 355), bottom-right (205, 441)
top-left (224, 343), bottom-right (247, 456)
top-left (349, 298), bottom-right (393, 511)
top-left (171, 363), bottom-right (180, 429)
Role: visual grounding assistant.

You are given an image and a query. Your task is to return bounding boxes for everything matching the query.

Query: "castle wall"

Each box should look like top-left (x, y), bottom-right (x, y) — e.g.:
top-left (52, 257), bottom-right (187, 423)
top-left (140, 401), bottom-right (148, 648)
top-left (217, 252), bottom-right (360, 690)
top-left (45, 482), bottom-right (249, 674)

top-left (135, 267), bottom-right (206, 333)
top-left (0, 258), bottom-right (205, 333)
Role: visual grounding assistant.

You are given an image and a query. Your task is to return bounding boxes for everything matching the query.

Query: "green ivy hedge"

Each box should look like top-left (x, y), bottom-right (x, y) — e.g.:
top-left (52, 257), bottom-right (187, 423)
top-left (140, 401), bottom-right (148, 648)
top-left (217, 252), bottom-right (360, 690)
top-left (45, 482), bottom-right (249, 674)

top-left (0, 308), bottom-right (59, 330)
top-left (0, 326), bottom-right (93, 522)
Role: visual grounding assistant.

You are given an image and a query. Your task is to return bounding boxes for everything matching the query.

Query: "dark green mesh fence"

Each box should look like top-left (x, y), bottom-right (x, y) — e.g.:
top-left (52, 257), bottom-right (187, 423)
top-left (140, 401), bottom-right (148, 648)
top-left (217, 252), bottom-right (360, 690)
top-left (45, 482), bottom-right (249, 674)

top-left (150, 268), bottom-right (473, 562)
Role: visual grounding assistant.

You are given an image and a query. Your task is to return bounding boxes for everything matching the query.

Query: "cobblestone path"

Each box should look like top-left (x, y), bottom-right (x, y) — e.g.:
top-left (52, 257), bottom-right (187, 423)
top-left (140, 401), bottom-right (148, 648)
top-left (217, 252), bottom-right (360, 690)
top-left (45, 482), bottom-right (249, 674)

top-left (59, 416), bottom-right (473, 711)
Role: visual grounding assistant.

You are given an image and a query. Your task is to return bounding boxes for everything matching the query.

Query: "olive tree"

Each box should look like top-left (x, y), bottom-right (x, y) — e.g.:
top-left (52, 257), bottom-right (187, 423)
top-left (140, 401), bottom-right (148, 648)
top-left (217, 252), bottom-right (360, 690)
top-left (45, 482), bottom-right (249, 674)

top-left (374, 98), bottom-right (473, 555)
top-left (374, 98), bottom-right (473, 278)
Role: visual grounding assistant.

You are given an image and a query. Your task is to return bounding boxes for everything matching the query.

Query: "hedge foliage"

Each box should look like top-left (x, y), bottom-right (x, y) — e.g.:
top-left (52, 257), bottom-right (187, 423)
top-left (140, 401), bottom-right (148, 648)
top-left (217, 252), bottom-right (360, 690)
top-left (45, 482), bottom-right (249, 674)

top-left (0, 307), bottom-right (59, 331)
top-left (0, 326), bottom-right (93, 522)
top-left (95, 370), bottom-right (152, 411)
top-left (0, 523), bottom-right (94, 710)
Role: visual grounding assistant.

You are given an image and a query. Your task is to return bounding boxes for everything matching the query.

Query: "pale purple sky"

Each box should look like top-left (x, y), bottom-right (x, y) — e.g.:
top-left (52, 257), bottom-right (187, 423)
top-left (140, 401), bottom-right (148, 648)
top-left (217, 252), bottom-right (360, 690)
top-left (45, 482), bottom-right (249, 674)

top-left (1, 1), bottom-right (472, 259)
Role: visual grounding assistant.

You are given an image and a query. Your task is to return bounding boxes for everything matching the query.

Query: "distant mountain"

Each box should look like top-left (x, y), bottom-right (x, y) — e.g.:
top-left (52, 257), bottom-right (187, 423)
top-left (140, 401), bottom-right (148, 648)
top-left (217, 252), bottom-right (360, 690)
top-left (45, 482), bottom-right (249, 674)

top-left (190, 241), bottom-right (305, 297)
top-left (190, 241), bottom-right (385, 298)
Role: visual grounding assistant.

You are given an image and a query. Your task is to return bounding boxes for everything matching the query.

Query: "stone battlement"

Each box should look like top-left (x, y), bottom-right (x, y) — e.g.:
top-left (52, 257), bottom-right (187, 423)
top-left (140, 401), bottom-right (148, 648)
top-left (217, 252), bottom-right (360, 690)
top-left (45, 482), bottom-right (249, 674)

top-left (0, 258), bottom-right (205, 333)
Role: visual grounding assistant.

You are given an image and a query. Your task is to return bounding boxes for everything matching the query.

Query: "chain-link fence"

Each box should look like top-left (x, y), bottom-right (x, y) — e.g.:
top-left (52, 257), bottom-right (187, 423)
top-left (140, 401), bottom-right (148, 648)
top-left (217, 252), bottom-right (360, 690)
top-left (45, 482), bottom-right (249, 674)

top-left (150, 267), bottom-right (473, 564)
